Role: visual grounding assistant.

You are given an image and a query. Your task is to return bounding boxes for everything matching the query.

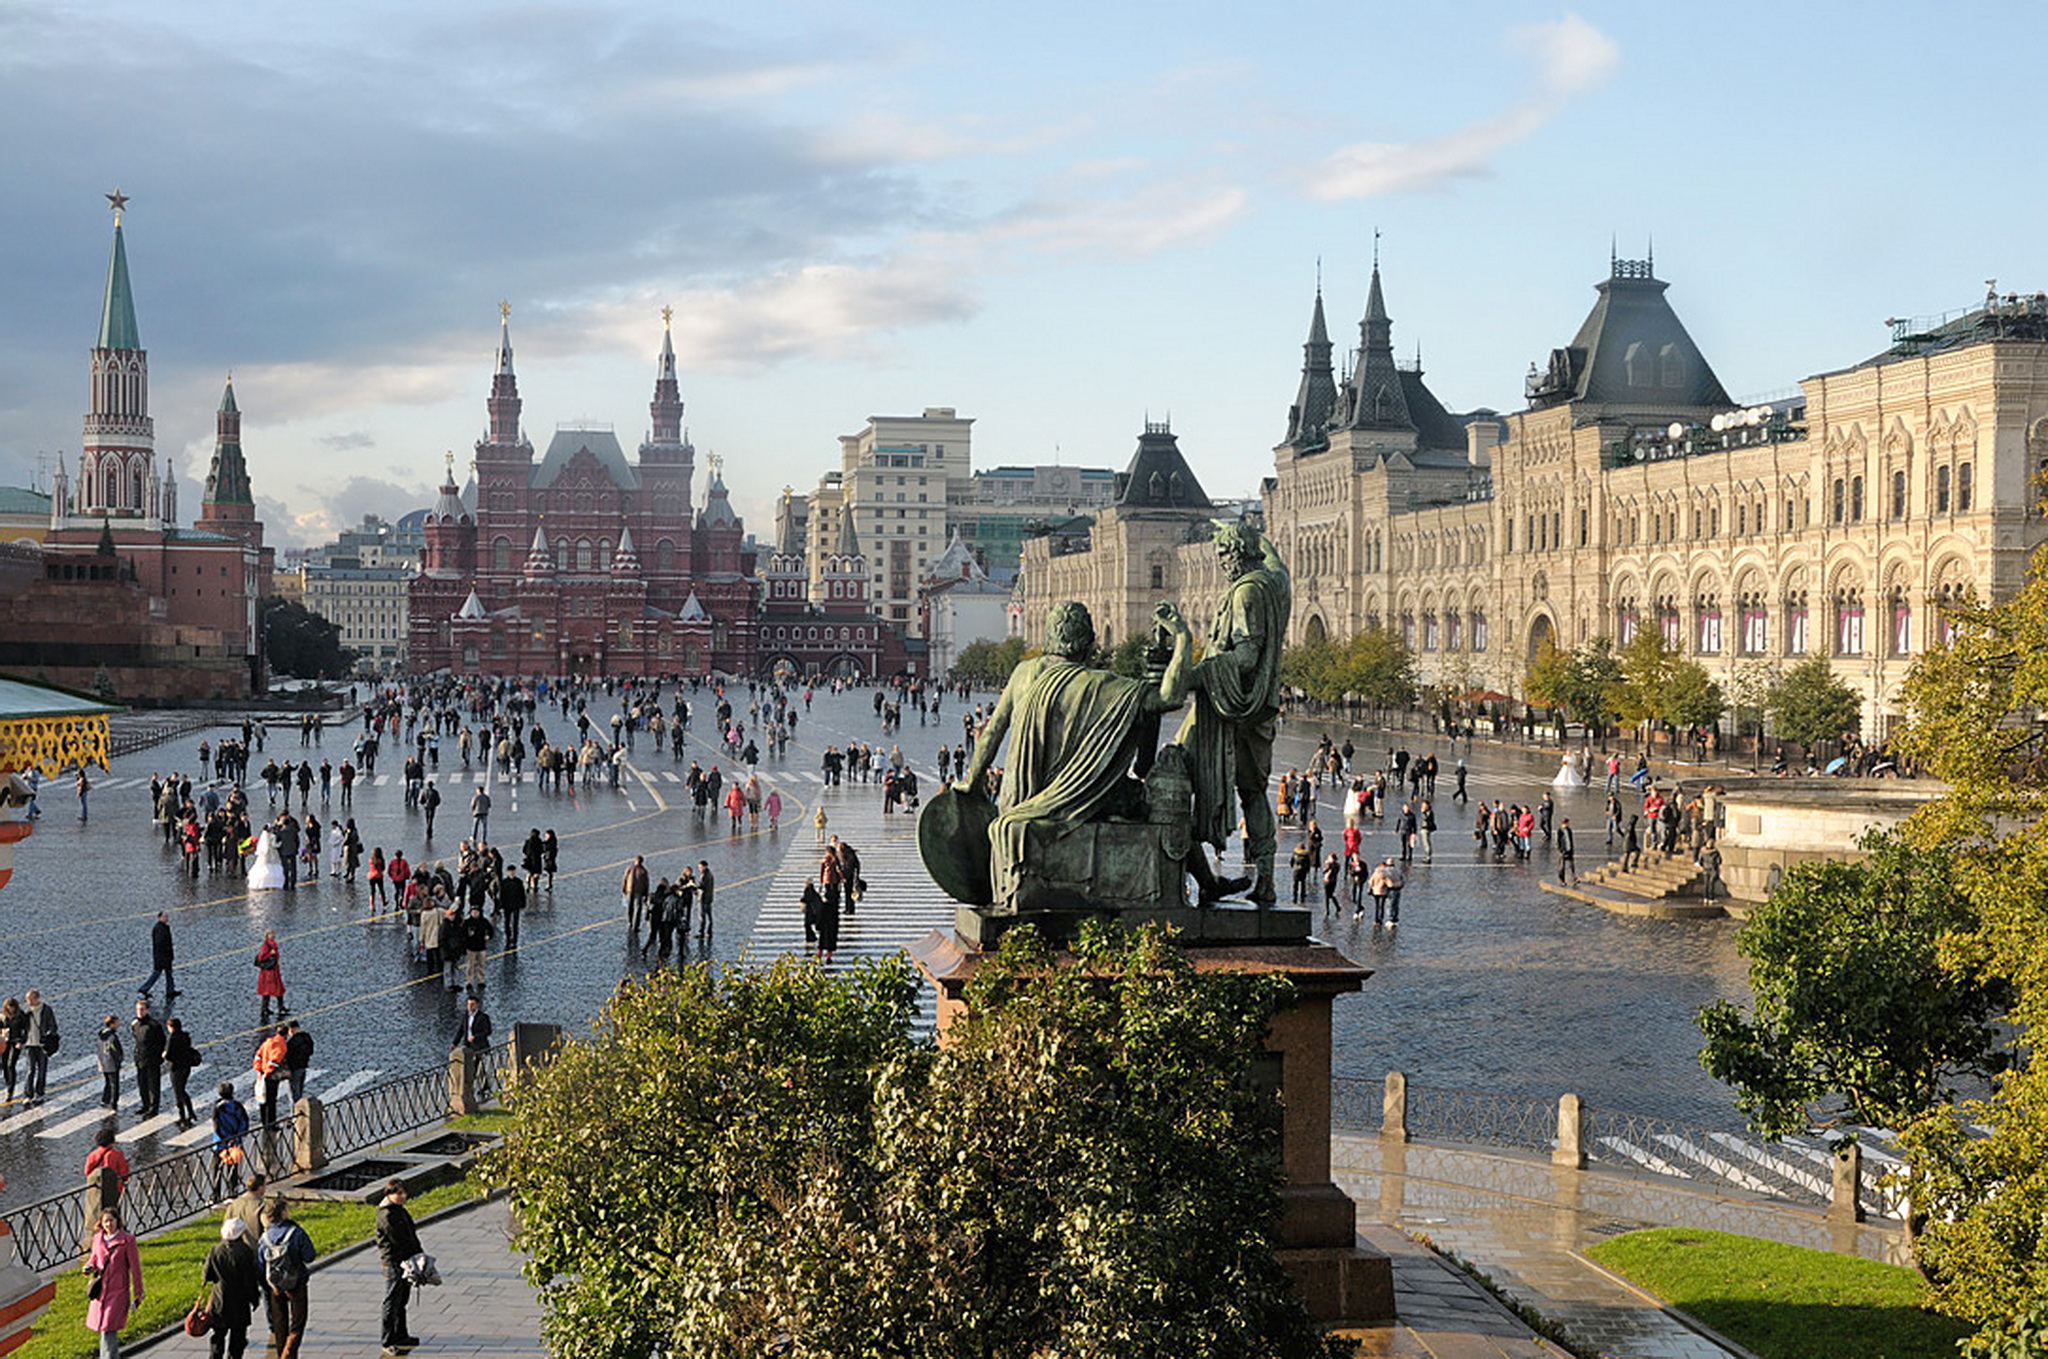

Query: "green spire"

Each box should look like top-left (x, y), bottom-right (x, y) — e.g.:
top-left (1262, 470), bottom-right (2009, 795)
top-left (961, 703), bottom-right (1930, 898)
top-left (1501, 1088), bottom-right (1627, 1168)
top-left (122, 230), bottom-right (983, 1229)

top-left (97, 222), bottom-right (141, 352)
top-left (219, 376), bottom-right (238, 414)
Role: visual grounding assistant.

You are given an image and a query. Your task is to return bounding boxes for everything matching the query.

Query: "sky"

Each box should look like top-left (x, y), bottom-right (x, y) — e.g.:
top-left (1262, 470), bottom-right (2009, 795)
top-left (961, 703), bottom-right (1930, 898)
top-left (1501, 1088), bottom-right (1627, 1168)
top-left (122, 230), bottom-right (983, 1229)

top-left (1, 1), bottom-right (2042, 548)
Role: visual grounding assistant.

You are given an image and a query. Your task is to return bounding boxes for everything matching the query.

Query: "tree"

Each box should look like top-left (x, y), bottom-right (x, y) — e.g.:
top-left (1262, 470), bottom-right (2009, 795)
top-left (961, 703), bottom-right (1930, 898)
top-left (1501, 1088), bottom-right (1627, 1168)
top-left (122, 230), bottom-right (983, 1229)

top-left (1887, 569), bottom-right (2048, 1341)
top-left (1728, 660), bottom-right (1778, 760)
top-left (1614, 629), bottom-right (1679, 734)
top-left (1526, 637), bottom-right (1624, 742)
top-left (1108, 632), bottom-right (1150, 678)
top-left (954, 637), bottom-right (1029, 685)
top-left (1765, 656), bottom-right (1861, 749)
top-left (1661, 658), bottom-right (1726, 732)
top-left (482, 929), bottom-right (1343, 1358)
top-left (1696, 831), bottom-right (2007, 1142)
top-left (1344, 624), bottom-right (1418, 715)
top-left (261, 596), bottom-right (351, 679)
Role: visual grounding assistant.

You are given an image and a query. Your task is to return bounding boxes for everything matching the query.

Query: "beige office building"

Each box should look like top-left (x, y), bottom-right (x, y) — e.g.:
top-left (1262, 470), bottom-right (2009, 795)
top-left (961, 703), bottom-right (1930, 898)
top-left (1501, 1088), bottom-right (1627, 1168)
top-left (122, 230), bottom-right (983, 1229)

top-left (804, 408), bottom-right (974, 635)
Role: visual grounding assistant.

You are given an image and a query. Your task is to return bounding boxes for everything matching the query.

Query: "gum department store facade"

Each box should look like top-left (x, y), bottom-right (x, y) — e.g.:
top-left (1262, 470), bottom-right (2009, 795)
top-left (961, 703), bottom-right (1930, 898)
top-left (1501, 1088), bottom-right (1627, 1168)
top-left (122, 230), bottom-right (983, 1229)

top-left (1024, 254), bottom-right (2048, 738)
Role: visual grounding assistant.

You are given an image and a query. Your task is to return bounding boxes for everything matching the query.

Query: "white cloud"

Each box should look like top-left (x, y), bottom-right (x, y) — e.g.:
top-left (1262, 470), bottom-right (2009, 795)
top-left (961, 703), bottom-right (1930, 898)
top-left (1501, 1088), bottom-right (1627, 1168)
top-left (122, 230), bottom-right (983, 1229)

top-left (1307, 14), bottom-right (1619, 200)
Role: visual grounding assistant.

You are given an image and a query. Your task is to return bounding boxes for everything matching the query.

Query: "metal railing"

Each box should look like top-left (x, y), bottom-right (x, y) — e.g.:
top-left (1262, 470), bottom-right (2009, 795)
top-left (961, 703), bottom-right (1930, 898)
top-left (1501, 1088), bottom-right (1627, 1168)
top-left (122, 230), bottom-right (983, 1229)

top-left (3, 1123), bottom-right (296, 1275)
top-left (1335, 1074), bottom-right (1909, 1223)
top-left (1, 1041), bottom-right (511, 1276)
top-left (1401, 1083), bottom-right (1556, 1157)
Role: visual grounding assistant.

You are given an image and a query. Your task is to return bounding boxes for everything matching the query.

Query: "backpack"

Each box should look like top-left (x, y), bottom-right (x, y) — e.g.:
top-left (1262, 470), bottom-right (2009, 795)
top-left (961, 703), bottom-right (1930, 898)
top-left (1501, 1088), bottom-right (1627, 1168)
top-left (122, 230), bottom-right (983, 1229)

top-left (264, 1229), bottom-right (306, 1292)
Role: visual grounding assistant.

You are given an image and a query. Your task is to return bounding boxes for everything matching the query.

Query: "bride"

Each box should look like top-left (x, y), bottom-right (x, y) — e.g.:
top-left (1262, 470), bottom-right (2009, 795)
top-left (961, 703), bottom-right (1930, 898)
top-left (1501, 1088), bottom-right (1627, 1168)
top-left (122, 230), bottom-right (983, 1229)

top-left (247, 828), bottom-right (285, 891)
top-left (1551, 753), bottom-right (1587, 788)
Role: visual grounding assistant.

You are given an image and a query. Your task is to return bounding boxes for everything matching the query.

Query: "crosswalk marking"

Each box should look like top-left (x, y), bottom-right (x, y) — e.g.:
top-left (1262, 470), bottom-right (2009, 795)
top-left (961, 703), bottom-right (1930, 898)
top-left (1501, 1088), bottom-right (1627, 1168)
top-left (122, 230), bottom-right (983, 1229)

top-left (0, 1091), bottom-right (87, 1135)
top-left (38, 1106), bottom-right (118, 1139)
top-left (314, 1069), bottom-right (384, 1102)
top-left (118, 1111), bottom-right (185, 1141)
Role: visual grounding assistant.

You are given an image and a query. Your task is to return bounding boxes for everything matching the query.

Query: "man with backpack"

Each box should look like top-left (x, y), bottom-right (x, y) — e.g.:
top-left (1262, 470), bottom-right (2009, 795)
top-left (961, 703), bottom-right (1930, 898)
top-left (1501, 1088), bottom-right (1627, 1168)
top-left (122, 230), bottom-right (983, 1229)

top-left (258, 1198), bottom-right (316, 1359)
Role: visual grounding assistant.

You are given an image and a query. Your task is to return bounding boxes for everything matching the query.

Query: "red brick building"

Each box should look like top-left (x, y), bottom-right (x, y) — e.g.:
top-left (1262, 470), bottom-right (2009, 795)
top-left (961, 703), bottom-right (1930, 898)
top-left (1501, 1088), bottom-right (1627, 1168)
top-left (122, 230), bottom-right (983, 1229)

top-left (407, 310), bottom-right (758, 678)
top-left (0, 200), bottom-right (272, 699)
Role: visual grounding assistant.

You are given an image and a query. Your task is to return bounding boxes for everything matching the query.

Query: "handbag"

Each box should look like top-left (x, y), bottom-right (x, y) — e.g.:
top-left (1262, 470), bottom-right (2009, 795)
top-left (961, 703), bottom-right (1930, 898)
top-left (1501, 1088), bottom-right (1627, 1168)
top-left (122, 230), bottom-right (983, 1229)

top-left (400, 1252), bottom-right (442, 1286)
top-left (183, 1288), bottom-right (213, 1337)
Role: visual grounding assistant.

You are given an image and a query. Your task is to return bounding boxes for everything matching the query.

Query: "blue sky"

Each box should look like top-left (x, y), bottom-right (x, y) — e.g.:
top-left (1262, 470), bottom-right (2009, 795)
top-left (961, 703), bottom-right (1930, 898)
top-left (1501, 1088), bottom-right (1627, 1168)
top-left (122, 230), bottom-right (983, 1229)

top-left (0, 1), bottom-right (2038, 546)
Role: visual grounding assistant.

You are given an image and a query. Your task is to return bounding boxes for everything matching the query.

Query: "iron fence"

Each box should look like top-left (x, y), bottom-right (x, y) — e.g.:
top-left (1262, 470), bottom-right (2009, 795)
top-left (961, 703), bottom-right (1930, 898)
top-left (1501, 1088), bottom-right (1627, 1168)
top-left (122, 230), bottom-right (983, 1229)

top-left (1372, 1080), bottom-right (1557, 1156)
top-left (3, 1122), bottom-right (295, 1275)
top-left (2, 1041), bottom-right (509, 1276)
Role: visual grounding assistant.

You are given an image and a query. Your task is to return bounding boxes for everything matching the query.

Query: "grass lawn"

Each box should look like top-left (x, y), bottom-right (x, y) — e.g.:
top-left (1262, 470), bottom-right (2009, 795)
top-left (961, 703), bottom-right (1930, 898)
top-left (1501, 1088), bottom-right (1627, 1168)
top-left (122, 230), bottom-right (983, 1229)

top-left (16, 1177), bottom-right (487, 1359)
top-left (1585, 1227), bottom-right (1971, 1359)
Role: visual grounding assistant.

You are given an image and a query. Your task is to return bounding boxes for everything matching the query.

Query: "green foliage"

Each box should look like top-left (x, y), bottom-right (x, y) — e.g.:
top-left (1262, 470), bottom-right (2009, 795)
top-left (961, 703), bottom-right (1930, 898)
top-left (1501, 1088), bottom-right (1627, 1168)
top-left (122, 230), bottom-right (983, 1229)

top-left (1615, 630), bottom-right (1678, 727)
top-left (1524, 637), bottom-right (1623, 733)
top-left (1890, 564), bottom-right (2048, 1339)
top-left (261, 596), bottom-right (352, 679)
top-left (1584, 1228), bottom-right (1970, 1359)
top-left (953, 636), bottom-right (1029, 684)
top-left (1282, 626), bottom-right (1417, 712)
top-left (482, 935), bottom-right (1342, 1358)
top-left (1728, 660), bottom-right (1778, 738)
top-left (1697, 832), bottom-right (2006, 1141)
top-left (1662, 659), bottom-right (1726, 731)
top-left (1107, 632), bottom-right (1150, 677)
top-left (1765, 656), bottom-right (1862, 747)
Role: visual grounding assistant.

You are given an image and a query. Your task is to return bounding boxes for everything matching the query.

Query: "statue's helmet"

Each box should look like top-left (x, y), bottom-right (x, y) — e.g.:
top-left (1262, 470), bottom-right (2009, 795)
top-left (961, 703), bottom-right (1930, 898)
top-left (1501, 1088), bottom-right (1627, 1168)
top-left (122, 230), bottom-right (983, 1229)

top-left (1044, 601), bottom-right (1097, 661)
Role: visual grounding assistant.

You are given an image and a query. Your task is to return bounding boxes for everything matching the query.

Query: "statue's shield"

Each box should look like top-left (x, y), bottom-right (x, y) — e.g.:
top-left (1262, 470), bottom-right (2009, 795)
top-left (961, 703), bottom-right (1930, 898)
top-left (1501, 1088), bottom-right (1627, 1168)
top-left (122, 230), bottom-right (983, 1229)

top-left (918, 785), bottom-right (996, 906)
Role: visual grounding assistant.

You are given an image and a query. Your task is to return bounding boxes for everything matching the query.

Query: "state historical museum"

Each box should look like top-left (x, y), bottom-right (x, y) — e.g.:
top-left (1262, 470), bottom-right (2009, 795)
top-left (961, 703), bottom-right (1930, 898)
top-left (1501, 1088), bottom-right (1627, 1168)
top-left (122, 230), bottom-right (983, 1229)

top-left (408, 309), bottom-right (758, 677)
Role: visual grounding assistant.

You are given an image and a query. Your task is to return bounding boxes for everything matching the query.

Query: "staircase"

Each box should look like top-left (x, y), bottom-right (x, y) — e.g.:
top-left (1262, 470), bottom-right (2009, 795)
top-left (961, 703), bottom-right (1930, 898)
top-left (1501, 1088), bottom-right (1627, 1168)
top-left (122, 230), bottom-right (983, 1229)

top-left (1541, 852), bottom-right (1727, 919)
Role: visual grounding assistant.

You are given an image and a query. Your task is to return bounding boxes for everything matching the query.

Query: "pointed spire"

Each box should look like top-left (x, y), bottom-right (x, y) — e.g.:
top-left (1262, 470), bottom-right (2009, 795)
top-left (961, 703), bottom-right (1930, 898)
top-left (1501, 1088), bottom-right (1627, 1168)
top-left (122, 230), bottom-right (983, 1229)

top-left (613, 524), bottom-right (642, 574)
top-left (1285, 278), bottom-right (1338, 447)
top-left (836, 504), bottom-right (862, 559)
top-left (487, 302), bottom-right (522, 445)
top-left (523, 523), bottom-right (553, 577)
top-left (201, 375), bottom-right (254, 507)
top-left (648, 307), bottom-right (684, 449)
top-left (455, 588), bottom-right (488, 621)
top-left (97, 203), bottom-right (141, 352)
top-left (97, 516), bottom-right (117, 556)
top-left (1345, 261), bottom-right (1413, 432)
top-left (432, 451), bottom-right (467, 521)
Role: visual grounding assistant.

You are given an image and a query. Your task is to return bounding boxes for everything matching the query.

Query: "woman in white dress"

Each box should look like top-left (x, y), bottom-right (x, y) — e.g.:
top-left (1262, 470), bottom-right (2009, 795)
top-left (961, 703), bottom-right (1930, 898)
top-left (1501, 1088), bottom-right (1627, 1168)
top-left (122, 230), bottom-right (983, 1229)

top-left (1551, 754), bottom-right (1587, 788)
top-left (247, 830), bottom-right (285, 891)
top-left (327, 821), bottom-right (344, 878)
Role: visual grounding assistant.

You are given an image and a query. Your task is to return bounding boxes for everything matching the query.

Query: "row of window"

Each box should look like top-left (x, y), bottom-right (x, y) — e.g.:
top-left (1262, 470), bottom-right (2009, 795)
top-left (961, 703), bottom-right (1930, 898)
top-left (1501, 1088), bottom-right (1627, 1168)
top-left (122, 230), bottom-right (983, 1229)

top-left (1394, 613), bottom-right (1490, 653)
top-left (764, 625), bottom-right (870, 645)
top-left (1611, 595), bottom-right (1951, 658)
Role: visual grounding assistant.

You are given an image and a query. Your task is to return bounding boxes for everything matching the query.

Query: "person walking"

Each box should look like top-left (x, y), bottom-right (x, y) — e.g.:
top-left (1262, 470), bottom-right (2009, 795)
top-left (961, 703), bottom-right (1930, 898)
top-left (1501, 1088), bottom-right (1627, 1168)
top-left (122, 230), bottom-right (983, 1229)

top-left (166, 1017), bottom-right (202, 1125)
top-left (130, 999), bottom-right (166, 1117)
top-left (76, 766), bottom-right (92, 823)
top-left (83, 1207), bottom-right (143, 1359)
top-left (202, 1217), bottom-right (262, 1359)
top-left (0, 997), bottom-right (23, 1104)
top-left (1320, 852), bottom-right (1341, 913)
top-left (84, 1127), bottom-right (131, 1200)
top-left (695, 860), bottom-right (715, 941)
top-left (1621, 814), bottom-right (1643, 872)
top-left (95, 1014), bottom-right (124, 1109)
top-left (225, 1173), bottom-right (271, 1248)
top-left (283, 1022), bottom-right (314, 1105)
top-left (621, 857), bottom-right (650, 932)
top-left (139, 911), bottom-right (179, 1000)
top-left (257, 1199), bottom-right (315, 1359)
top-left (1557, 817), bottom-right (1578, 885)
top-left (459, 905), bottom-right (495, 994)
top-left (468, 785), bottom-right (490, 843)
top-left (420, 782), bottom-right (441, 839)
top-left (1289, 839), bottom-right (1312, 903)
top-left (254, 931), bottom-right (286, 1021)
top-left (374, 1179), bottom-right (423, 1356)
top-left (211, 1083), bottom-right (251, 1200)
top-left (22, 988), bottom-right (57, 1102)
top-left (495, 867), bottom-right (525, 949)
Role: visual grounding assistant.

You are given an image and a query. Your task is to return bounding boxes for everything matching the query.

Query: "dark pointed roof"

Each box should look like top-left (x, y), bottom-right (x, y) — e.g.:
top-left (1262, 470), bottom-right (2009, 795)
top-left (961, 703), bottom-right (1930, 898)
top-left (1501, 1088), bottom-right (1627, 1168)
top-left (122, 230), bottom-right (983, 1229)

top-left (1283, 287), bottom-right (1338, 448)
top-left (202, 378), bottom-right (255, 506)
top-left (1343, 265), bottom-right (1413, 431)
top-left (1114, 422), bottom-right (1210, 509)
top-left (1527, 257), bottom-right (1732, 412)
top-left (97, 222), bottom-right (141, 352)
top-left (835, 502), bottom-right (862, 558)
top-left (697, 466), bottom-right (740, 529)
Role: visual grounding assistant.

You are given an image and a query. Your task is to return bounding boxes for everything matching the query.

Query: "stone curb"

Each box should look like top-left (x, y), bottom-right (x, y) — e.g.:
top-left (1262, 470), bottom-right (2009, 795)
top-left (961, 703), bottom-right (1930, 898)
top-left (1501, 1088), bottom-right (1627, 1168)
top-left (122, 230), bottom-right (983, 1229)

top-left (1567, 1248), bottom-right (1761, 1359)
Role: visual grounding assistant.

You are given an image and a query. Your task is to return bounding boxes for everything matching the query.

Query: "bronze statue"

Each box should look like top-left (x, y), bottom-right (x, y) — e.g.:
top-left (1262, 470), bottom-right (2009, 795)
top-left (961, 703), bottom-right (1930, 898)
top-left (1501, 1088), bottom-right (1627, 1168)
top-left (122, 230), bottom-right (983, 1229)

top-left (1175, 523), bottom-right (1291, 905)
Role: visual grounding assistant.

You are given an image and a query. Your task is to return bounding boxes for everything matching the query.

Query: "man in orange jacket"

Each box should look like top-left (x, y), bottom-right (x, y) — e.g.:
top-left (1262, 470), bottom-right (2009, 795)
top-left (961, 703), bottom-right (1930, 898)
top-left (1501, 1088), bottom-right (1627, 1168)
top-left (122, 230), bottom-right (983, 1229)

top-left (253, 1026), bottom-right (289, 1129)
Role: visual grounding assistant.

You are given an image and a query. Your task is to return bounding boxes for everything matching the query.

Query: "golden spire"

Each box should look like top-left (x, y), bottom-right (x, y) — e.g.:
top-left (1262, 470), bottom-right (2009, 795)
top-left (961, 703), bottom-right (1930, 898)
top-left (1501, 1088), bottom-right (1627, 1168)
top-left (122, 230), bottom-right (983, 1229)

top-left (661, 305), bottom-right (674, 329)
top-left (498, 300), bottom-right (511, 322)
top-left (445, 450), bottom-right (455, 472)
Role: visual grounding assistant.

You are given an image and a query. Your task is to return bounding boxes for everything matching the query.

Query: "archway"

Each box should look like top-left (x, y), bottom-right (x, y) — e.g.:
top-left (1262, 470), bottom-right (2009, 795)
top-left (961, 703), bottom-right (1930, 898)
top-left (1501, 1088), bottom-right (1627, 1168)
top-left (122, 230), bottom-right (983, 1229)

top-left (1526, 613), bottom-right (1556, 664)
top-left (1304, 614), bottom-right (1328, 645)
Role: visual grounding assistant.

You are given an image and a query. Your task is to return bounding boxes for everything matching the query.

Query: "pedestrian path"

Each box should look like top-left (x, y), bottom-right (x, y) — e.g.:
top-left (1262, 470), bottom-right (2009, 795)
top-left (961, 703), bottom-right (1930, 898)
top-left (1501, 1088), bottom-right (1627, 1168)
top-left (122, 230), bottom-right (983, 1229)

top-left (743, 781), bottom-right (954, 1028)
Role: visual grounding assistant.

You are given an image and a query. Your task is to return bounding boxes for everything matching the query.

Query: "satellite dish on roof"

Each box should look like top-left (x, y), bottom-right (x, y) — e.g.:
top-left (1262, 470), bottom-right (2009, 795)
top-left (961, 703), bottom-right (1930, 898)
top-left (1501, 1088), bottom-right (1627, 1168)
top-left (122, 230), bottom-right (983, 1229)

top-left (1667, 422), bottom-right (1686, 440)
top-left (1710, 414), bottom-right (1728, 432)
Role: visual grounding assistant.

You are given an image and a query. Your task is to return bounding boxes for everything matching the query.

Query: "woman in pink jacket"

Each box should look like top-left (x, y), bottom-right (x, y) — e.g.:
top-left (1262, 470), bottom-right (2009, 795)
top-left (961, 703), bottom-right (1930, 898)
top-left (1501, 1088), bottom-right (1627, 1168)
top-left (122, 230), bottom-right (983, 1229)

top-left (84, 1206), bottom-right (143, 1358)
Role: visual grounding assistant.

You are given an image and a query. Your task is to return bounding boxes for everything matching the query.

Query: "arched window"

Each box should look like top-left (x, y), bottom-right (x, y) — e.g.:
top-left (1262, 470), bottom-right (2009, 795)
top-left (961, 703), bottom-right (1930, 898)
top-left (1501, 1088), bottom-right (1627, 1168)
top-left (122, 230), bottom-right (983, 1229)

top-left (1850, 476), bottom-right (1864, 522)
top-left (1835, 589), bottom-right (1865, 656)
top-left (1659, 344), bottom-right (1685, 388)
top-left (492, 537), bottom-right (512, 573)
top-left (576, 539), bottom-right (593, 572)
top-left (1695, 594), bottom-right (1722, 654)
top-left (555, 538), bottom-right (569, 571)
top-left (1785, 592), bottom-right (1809, 656)
top-left (598, 539), bottom-right (612, 572)
top-left (1624, 341), bottom-right (1651, 387)
top-left (1889, 589), bottom-right (1912, 656)
top-left (1832, 478), bottom-right (1846, 524)
top-left (1936, 465), bottom-right (1952, 513)
top-left (656, 538), bottom-right (675, 572)
top-left (1892, 470), bottom-right (1907, 520)
top-left (1958, 463), bottom-right (1974, 512)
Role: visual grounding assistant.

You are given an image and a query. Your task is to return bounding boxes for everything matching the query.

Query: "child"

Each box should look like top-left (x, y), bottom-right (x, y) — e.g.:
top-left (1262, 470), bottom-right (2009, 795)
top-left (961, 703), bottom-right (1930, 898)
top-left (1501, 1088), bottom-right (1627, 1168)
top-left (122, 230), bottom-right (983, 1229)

top-left (813, 804), bottom-right (829, 844)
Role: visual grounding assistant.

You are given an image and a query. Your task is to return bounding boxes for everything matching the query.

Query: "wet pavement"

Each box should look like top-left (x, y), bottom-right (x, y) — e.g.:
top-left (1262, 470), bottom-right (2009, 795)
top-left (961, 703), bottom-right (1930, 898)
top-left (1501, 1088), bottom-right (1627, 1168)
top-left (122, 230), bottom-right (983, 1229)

top-left (0, 691), bottom-right (1755, 1209)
